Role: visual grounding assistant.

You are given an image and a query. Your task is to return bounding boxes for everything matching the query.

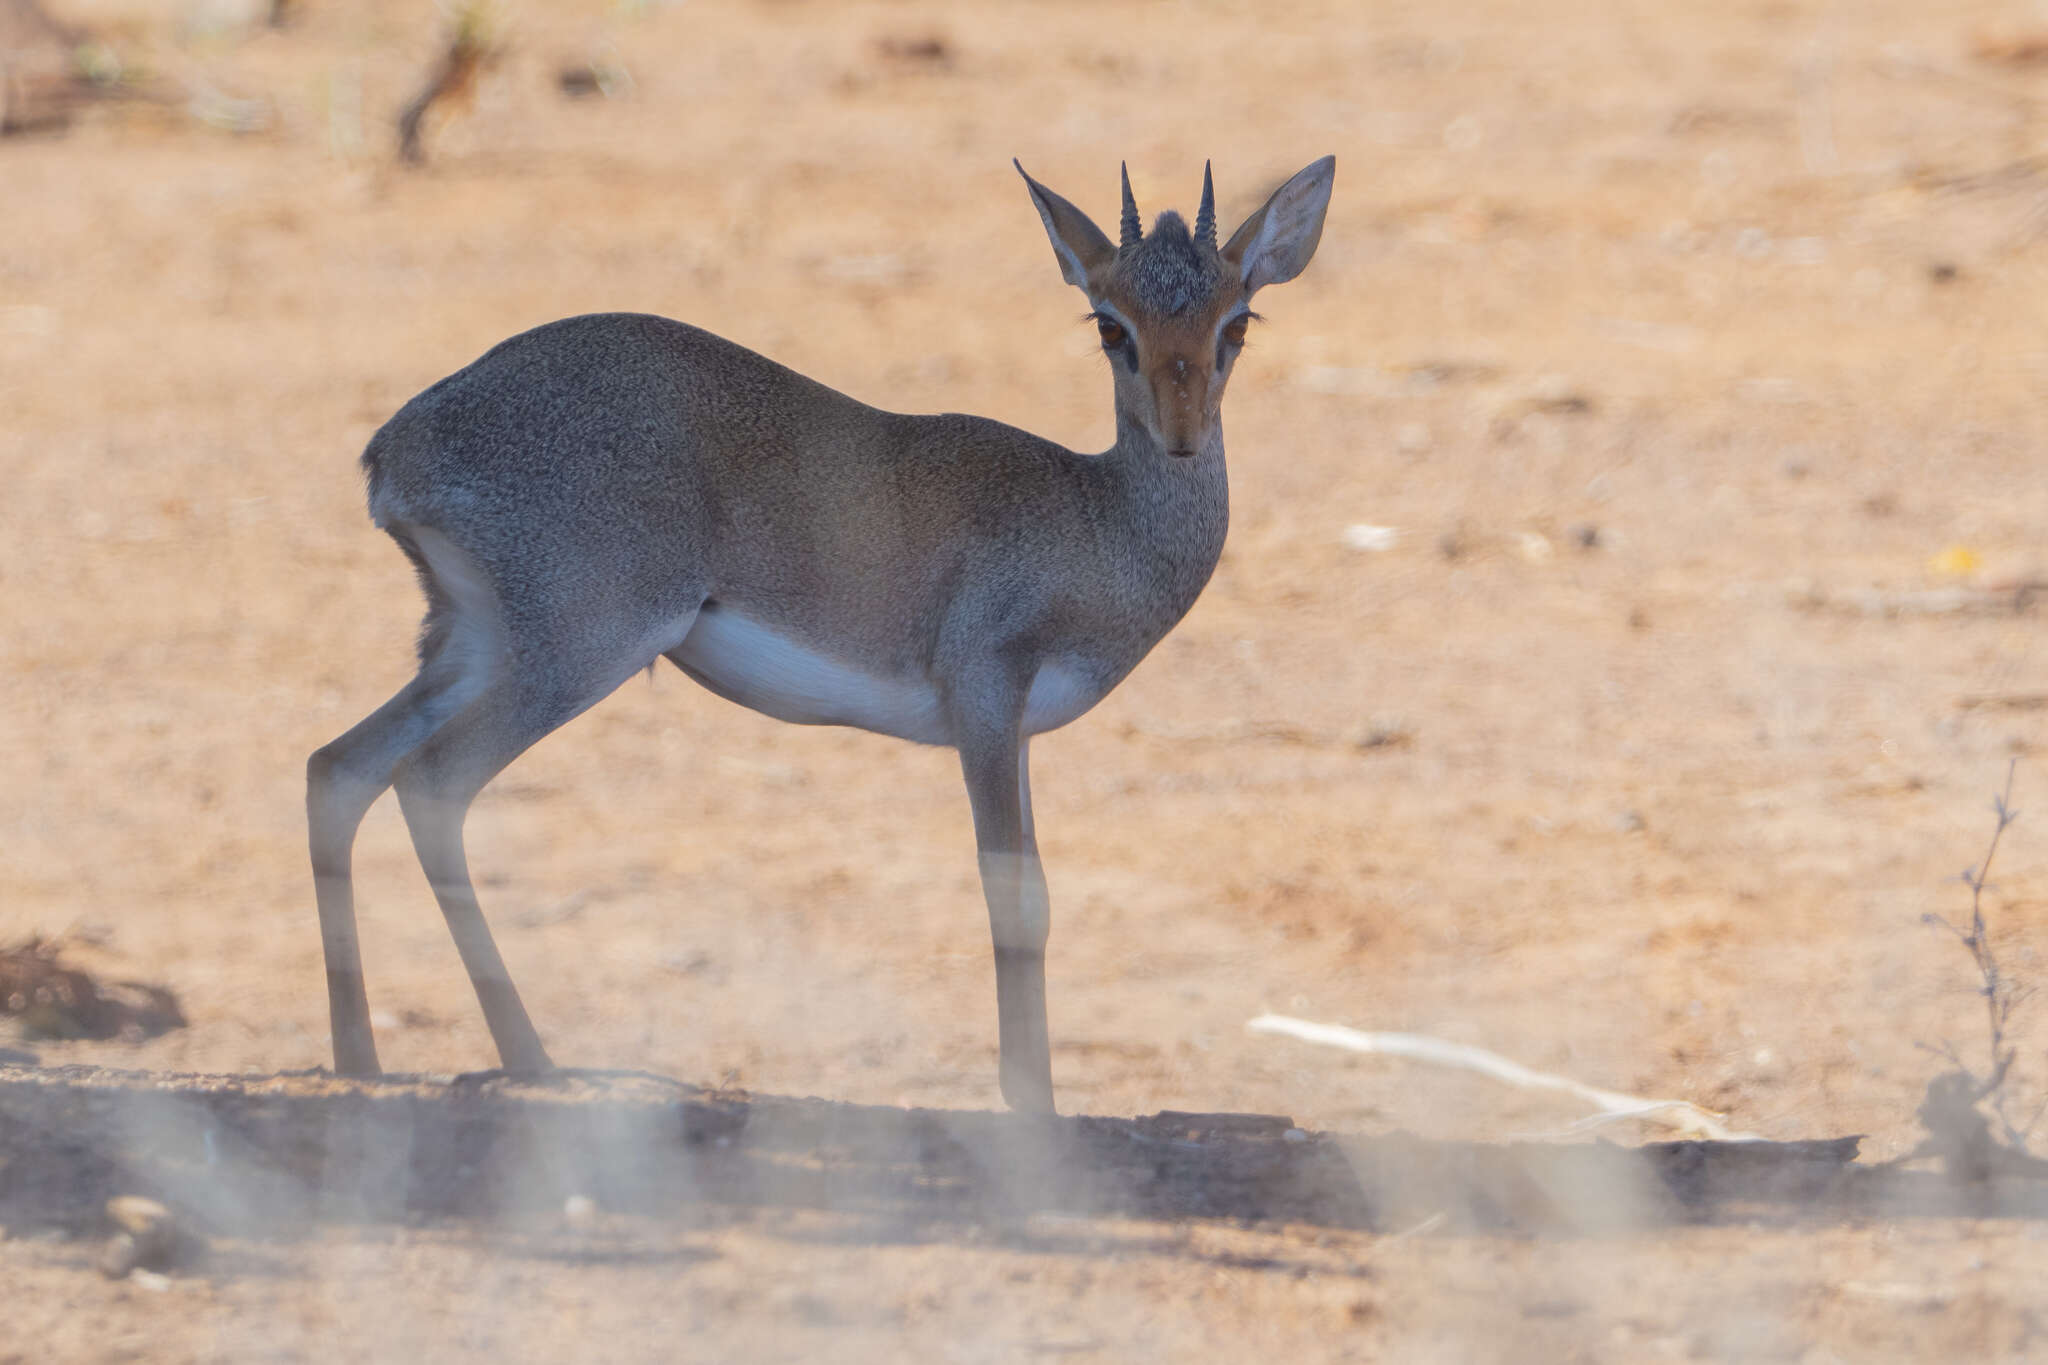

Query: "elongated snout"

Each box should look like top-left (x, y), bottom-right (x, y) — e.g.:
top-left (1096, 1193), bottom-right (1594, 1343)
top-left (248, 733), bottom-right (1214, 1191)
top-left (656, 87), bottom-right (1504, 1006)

top-left (1149, 354), bottom-right (1216, 458)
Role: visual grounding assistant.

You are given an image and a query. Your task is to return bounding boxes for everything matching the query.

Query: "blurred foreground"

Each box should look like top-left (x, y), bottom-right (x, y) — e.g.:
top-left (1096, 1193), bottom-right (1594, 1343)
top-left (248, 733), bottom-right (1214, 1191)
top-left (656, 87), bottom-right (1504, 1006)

top-left (3, 0), bottom-right (2047, 1358)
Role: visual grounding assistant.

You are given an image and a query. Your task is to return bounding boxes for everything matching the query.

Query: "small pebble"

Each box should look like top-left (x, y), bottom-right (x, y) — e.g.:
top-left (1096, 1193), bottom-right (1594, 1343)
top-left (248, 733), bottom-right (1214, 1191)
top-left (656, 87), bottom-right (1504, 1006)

top-left (106, 1196), bottom-right (172, 1238)
top-left (1342, 524), bottom-right (1400, 553)
top-left (1352, 718), bottom-right (1413, 750)
top-left (100, 1196), bottom-right (181, 1277)
top-left (99, 1233), bottom-right (141, 1279)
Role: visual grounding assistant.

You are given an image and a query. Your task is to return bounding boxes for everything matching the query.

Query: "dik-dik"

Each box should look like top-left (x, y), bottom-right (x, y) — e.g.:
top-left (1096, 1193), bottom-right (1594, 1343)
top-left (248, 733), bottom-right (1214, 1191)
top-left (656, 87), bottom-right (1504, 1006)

top-left (307, 157), bottom-right (1334, 1112)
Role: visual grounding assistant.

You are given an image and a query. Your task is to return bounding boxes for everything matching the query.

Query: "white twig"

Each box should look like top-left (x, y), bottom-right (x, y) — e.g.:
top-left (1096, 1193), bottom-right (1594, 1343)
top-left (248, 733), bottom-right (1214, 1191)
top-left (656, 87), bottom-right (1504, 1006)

top-left (1247, 1013), bottom-right (1758, 1141)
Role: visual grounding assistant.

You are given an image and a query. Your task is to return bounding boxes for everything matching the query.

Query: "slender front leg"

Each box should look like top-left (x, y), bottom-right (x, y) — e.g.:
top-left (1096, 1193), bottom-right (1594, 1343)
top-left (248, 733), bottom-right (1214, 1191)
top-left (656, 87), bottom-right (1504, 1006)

top-left (959, 719), bottom-right (1055, 1113)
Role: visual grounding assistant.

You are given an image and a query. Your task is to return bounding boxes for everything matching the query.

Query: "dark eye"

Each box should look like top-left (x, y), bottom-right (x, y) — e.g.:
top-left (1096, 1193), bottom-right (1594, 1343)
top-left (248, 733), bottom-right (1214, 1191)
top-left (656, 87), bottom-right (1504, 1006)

top-left (1221, 314), bottom-right (1250, 348)
top-left (1095, 316), bottom-right (1127, 348)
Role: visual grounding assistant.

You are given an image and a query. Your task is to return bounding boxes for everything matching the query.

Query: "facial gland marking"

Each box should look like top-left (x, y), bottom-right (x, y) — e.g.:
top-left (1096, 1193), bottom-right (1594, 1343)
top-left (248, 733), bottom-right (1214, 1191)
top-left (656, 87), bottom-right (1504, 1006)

top-left (1215, 312), bottom-right (1252, 371)
top-left (1092, 312), bottom-right (1138, 372)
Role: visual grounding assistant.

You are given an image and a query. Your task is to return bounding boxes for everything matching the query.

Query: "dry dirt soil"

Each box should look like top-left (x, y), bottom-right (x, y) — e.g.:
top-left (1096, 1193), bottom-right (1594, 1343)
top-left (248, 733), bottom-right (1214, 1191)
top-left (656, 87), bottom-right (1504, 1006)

top-left (5, 0), bottom-right (2048, 1359)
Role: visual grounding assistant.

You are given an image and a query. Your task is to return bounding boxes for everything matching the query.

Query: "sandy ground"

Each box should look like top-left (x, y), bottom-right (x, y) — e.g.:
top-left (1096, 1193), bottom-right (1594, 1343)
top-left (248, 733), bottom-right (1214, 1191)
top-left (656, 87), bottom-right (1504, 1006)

top-left (4, 0), bottom-right (2048, 1358)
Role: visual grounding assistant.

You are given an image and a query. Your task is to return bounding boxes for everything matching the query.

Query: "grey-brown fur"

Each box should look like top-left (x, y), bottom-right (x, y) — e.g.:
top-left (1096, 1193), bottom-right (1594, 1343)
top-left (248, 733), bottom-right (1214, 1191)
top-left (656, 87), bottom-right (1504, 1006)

top-left (308, 157), bottom-right (1334, 1113)
top-left (1119, 212), bottom-right (1220, 316)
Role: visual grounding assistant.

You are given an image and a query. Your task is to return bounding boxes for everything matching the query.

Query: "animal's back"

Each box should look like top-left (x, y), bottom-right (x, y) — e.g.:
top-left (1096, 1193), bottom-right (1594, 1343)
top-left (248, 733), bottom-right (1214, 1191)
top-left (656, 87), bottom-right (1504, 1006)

top-left (358, 313), bottom-right (1122, 679)
top-left (363, 314), bottom-right (847, 533)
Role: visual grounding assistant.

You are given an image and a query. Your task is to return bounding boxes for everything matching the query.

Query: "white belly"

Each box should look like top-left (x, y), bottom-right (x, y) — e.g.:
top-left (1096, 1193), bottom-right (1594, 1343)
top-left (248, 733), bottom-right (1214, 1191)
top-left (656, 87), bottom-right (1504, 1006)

top-left (670, 607), bottom-right (949, 744)
top-left (669, 608), bottom-right (1109, 745)
top-left (1020, 659), bottom-right (1105, 735)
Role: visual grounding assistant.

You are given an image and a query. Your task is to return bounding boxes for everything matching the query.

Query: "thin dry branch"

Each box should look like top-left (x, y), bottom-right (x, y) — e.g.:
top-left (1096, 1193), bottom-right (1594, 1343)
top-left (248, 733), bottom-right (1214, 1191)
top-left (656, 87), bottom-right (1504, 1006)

top-left (1247, 1013), bottom-right (1757, 1140)
top-left (396, 6), bottom-right (497, 166)
top-left (1921, 759), bottom-right (2031, 1149)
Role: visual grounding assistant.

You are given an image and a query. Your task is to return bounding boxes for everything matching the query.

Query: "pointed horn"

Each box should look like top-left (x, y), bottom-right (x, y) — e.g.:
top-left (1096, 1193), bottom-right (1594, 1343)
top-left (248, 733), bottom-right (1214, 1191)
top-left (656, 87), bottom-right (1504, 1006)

top-left (1119, 162), bottom-right (1142, 249)
top-left (1193, 160), bottom-right (1217, 249)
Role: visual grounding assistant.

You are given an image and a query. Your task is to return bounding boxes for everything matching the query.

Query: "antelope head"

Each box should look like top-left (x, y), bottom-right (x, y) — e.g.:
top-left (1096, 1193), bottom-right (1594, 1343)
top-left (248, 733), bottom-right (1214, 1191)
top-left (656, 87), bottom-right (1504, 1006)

top-left (1017, 156), bottom-right (1335, 459)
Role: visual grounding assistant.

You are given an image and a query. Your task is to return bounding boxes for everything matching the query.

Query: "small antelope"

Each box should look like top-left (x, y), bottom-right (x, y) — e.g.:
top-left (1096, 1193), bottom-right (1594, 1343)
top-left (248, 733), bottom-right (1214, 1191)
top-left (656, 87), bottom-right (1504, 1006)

top-left (307, 156), bottom-right (1334, 1112)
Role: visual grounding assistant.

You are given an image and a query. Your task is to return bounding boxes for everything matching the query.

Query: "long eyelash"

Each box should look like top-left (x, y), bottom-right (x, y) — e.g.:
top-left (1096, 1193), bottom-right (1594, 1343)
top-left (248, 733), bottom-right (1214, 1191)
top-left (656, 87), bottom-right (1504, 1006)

top-left (1088, 310), bottom-right (1130, 345)
top-left (1223, 311), bottom-right (1264, 353)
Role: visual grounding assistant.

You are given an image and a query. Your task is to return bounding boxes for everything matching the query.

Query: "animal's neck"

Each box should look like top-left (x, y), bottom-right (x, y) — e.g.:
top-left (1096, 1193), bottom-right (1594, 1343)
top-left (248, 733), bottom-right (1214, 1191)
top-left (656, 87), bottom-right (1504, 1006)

top-left (1101, 409), bottom-right (1231, 617)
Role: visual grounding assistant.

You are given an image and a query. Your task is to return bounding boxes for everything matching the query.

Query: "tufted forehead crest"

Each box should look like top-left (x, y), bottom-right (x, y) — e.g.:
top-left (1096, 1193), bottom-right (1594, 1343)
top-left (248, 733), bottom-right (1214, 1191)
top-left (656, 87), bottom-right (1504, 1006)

top-left (1114, 211), bottom-right (1226, 317)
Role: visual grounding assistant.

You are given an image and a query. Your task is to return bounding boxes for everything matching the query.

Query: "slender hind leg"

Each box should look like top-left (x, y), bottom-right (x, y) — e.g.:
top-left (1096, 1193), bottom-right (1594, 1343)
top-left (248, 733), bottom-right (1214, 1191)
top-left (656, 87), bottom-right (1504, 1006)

top-left (308, 671), bottom-right (475, 1076)
top-left (390, 638), bottom-right (679, 1073)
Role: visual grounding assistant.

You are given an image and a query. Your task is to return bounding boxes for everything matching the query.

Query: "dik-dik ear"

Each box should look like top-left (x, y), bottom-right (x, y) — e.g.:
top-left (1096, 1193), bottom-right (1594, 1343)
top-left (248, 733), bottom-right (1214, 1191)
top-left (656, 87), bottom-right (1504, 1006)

top-left (1015, 160), bottom-right (1117, 290)
top-left (1221, 155), bottom-right (1335, 296)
